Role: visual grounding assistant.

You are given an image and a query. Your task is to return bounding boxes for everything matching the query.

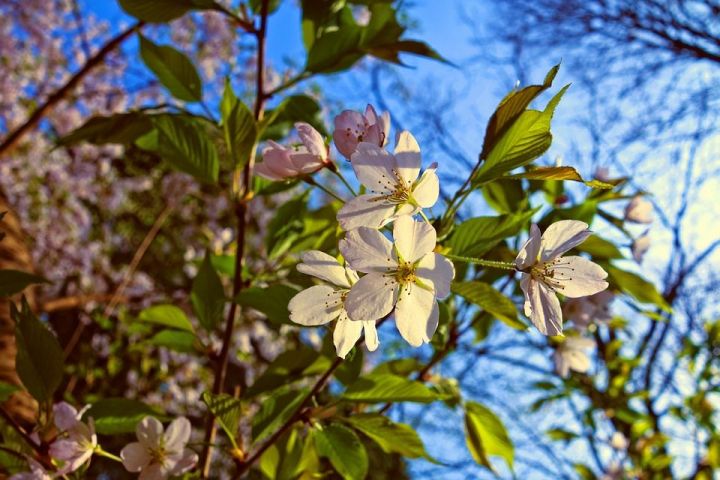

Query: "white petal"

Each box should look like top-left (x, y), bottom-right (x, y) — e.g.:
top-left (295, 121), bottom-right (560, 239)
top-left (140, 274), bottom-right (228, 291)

top-left (169, 449), bottom-right (198, 475)
top-left (344, 273), bottom-right (398, 321)
top-left (139, 464), bottom-right (165, 480)
top-left (137, 416), bottom-right (163, 449)
top-left (295, 122), bottom-right (326, 159)
top-left (254, 162), bottom-right (284, 181)
top-left (412, 166), bottom-right (439, 208)
top-left (289, 285), bottom-right (343, 326)
top-left (565, 349), bottom-right (591, 373)
top-left (339, 227), bottom-right (396, 274)
top-left (53, 402), bottom-right (79, 431)
top-left (515, 224), bottom-right (542, 269)
top-left (416, 253), bottom-right (455, 299)
top-left (393, 216), bottom-right (436, 263)
top-left (520, 274), bottom-right (533, 317)
top-left (337, 194), bottom-right (396, 231)
top-left (297, 250), bottom-right (351, 288)
top-left (289, 152), bottom-right (325, 174)
top-left (551, 256), bottom-right (609, 298)
top-left (350, 142), bottom-right (396, 194)
top-left (164, 417), bottom-right (191, 453)
top-left (333, 311), bottom-right (363, 359)
top-left (540, 220), bottom-right (592, 262)
top-left (362, 320), bottom-right (379, 351)
top-left (393, 131), bottom-right (421, 185)
top-left (394, 284), bottom-right (437, 347)
top-left (553, 351), bottom-right (570, 378)
top-left (525, 278), bottom-right (563, 336)
top-left (121, 442), bottom-right (151, 472)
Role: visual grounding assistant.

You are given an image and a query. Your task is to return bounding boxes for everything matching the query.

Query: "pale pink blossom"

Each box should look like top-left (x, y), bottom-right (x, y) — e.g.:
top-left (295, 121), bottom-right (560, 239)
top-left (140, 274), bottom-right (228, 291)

top-left (594, 166), bottom-right (611, 182)
top-left (563, 291), bottom-right (614, 331)
top-left (333, 104), bottom-right (390, 158)
top-left (516, 221), bottom-right (609, 336)
top-left (49, 403), bottom-right (97, 474)
top-left (9, 458), bottom-right (54, 480)
top-left (632, 231), bottom-right (651, 263)
top-left (255, 123), bottom-right (330, 180)
top-left (624, 195), bottom-right (653, 224)
top-left (554, 336), bottom-right (594, 377)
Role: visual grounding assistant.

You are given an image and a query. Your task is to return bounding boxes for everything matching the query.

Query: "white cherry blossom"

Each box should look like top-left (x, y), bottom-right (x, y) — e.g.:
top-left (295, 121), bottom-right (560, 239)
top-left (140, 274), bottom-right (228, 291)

top-left (9, 458), bottom-right (54, 480)
top-left (624, 195), bottom-right (653, 224)
top-left (632, 231), bottom-right (651, 263)
top-left (48, 402), bottom-right (97, 474)
top-left (288, 250), bottom-right (379, 358)
top-left (120, 416), bottom-right (197, 480)
top-left (337, 131), bottom-right (439, 230)
top-left (516, 220), bottom-right (609, 336)
top-left (554, 336), bottom-right (595, 377)
top-left (340, 216), bottom-right (454, 347)
top-left (563, 290), bottom-right (614, 331)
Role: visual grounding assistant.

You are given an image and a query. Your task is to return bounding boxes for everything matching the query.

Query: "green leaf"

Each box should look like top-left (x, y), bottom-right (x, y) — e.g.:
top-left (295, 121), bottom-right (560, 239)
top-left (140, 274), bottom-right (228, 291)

top-left (306, 23), bottom-right (363, 73)
top-left (85, 398), bottom-right (167, 435)
top-left (252, 388), bottom-right (307, 442)
top-left (342, 373), bottom-right (440, 403)
top-left (202, 391), bottom-right (243, 449)
top-left (344, 413), bottom-right (435, 461)
top-left (148, 329), bottom-right (197, 353)
top-left (57, 112), bottom-right (153, 146)
top-left (244, 347), bottom-right (325, 397)
top-left (546, 428), bottom-right (578, 442)
top-left (473, 84), bottom-right (569, 186)
top-left (138, 305), bottom-right (194, 332)
top-left (261, 94), bottom-right (327, 140)
top-left (191, 254), bottom-right (226, 331)
top-left (234, 285), bottom-right (298, 326)
top-left (452, 281), bottom-right (526, 330)
top-left (0, 270), bottom-right (48, 297)
top-left (314, 423), bottom-right (368, 480)
top-left (607, 266), bottom-right (670, 311)
top-left (464, 401), bottom-right (514, 472)
top-left (139, 35), bottom-right (202, 102)
top-left (446, 211), bottom-right (535, 257)
top-left (119, 0), bottom-right (221, 22)
top-left (0, 381), bottom-right (20, 402)
top-left (265, 193), bottom-right (307, 257)
top-left (577, 235), bottom-right (624, 259)
top-left (221, 80), bottom-right (257, 167)
top-left (12, 299), bottom-right (64, 402)
top-left (481, 64), bottom-right (559, 160)
top-left (140, 115), bottom-right (219, 183)
top-left (504, 166), bottom-right (613, 189)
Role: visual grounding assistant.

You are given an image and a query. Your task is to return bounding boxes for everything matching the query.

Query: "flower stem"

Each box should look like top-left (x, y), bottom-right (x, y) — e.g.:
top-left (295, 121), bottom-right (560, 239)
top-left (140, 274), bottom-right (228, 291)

top-left (418, 209), bottom-right (431, 225)
top-left (303, 178), bottom-right (345, 202)
top-left (444, 254), bottom-right (518, 271)
top-left (332, 169), bottom-right (357, 196)
top-left (95, 448), bottom-right (123, 463)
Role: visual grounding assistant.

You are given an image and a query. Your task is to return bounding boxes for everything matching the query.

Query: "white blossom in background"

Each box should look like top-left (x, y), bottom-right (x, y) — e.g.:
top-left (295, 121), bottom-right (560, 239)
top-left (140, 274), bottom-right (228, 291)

top-left (48, 402), bottom-right (97, 474)
top-left (553, 336), bottom-right (595, 377)
top-left (340, 216), bottom-right (454, 347)
top-left (333, 104), bottom-right (389, 159)
top-left (610, 432), bottom-right (629, 450)
top-left (120, 416), bottom-right (197, 480)
top-left (255, 122), bottom-right (330, 180)
top-left (337, 131), bottom-right (439, 230)
top-left (624, 195), bottom-right (653, 224)
top-left (632, 231), bottom-right (651, 263)
top-left (593, 166), bottom-right (611, 182)
top-left (288, 250), bottom-right (379, 358)
top-left (563, 290), bottom-right (614, 331)
top-left (9, 458), bottom-right (53, 480)
top-left (516, 220), bottom-right (609, 336)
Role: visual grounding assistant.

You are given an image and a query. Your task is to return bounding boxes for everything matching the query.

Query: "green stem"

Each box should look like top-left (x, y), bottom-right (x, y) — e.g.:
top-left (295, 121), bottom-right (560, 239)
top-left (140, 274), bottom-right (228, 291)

top-left (303, 178), bottom-right (345, 202)
top-left (418, 209), bottom-right (431, 225)
top-left (332, 169), bottom-right (357, 196)
top-left (95, 448), bottom-right (123, 463)
top-left (444, 254), bottom-right (518, 271)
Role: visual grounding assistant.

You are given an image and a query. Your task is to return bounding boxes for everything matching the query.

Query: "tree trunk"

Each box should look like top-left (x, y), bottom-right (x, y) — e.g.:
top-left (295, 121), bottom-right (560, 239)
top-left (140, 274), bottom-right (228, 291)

top-left (0, 189), bottom-right (38, 425)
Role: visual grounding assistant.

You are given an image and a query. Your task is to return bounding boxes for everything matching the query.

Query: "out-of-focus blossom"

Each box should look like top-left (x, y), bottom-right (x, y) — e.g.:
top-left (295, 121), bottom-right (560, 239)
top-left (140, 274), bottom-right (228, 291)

top-left (255, 123), bottom-right (331, 180)
top-left (337, 131), bottom-right (439, 230)
top-left (553, 336), bottom-right (594, 377)
top-left (49, 403), bottom-right (97, 474)
top-left (594, 166), bottom-right (611, 182)
top-left (610, 432), bottom-right (628, 450)
top-left (333, 104), bottom-right (390, 159)
top-left (624, 195), bottom-right (653, 224)
top-left (120, 416), bottom-right (197, 479)
top-left (516, 221), bottom-right (609, 336)
top-left (9, 458), bottom-right (54, 480)
top-left (632, 231), bottom-right (651, 263)
top-left (563, 290), bottom-right (614, 331)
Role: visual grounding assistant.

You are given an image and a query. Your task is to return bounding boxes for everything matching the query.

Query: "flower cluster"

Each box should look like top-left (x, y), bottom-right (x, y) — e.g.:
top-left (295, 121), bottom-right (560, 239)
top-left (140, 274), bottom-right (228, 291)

top-left (287, 105), bottom-right (453, 357)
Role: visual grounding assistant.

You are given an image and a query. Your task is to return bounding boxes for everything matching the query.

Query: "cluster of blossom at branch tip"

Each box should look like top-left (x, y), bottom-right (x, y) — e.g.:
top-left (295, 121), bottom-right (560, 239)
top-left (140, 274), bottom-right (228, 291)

top-left (255, 122), bottom-right (332, 180)
top-left (515, 220), bottom-right (609, 337)
top-left (289, 105), bottom-right (453, 358)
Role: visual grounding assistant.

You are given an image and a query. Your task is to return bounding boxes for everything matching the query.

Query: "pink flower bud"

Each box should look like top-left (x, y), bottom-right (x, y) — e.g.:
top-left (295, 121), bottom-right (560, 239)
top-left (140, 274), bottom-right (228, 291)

top-left (333, 104), bottom-right (390, 159)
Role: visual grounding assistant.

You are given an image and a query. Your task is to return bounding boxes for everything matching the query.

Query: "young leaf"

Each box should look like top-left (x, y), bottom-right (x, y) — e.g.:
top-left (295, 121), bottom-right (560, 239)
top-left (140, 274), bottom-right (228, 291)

top-left (139, 35), bottom-right (202, 102)
top-left (191, 254), bottom-right (226, 331)
top-left (244, 347), bottom-right (323, 397)
top-left (57, 112), bottom-right (153, 146)
top-left (306, 24), bottom-right (363, 73)
top-left (452, 281), bottom-right (526, 330)
top-left (464, 401), bottom-right (514, 472)
top-left (577, 235), bottom-right (624, 259)
top-left (344, 413), bottom-right (435, 461)
top-left (0, 270), bottom-right (48, 297)
top-left (138, 305), bottom-right (194, 332)
top-left (446, 211), bottom-right (535, 257)
top-left (220, 81), bottom-right (257, 167)
top-left (148, 329), bottom-right (197, 353)
top-left (607, 266), bottom-right (670, 311)
top-left (504, 166), bottom-right (613, 189)
top-left (234, 285), bottom-right (299, 326)
top-left (119, 0), bottom-right (222, 22)
top-left (85, 398), bottom-right (167, 435)
top-left (202, 392), bottom-right (243, 449)
top-left (314, 423), bottom-right (368, 480)
top-left (252, 388), bottom-right (307, 442)
top-left (342, 373), bottom-right (440, 403)
top-left (12, 299), bottom-right (64, 402)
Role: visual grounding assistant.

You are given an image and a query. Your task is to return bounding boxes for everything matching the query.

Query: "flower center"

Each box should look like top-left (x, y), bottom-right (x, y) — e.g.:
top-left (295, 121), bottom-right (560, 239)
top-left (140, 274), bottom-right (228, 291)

top-left (530, 258), bottom-right (575, 291)
top-left (394, 261), bottom-right (417, 285)
top-left (149, 446), bottom-right (169, 466)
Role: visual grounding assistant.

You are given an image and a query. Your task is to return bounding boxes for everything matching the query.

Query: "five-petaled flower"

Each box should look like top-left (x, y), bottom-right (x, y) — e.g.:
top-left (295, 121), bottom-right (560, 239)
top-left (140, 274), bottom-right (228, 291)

top-left (120, 416), bottom-right (197, 480)
top-left (337, 131), bottom-right (439, 230)
top-left (49, 402), bottom-right (97, 474)
top-left (340, 216), bottom-right (454, 347)
top-left (289, 250), bottom-right (379, 358)
top-left (553, 336), bottom-right (595, 377)
top-left (333, 104), bottom-right (390, 159)
top-left (255, 122), bottom-right (330, 181)
top-left (515, 220), bottom-right (609, 336)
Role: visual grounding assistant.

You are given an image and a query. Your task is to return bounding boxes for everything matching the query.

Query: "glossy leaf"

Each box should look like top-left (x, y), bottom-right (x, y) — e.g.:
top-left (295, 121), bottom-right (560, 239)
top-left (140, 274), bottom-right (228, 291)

top-left (342, 373), bottom-right (440, 403)
top-left (139, 35), bottom-right (202, 102)
top-left (345, 413), bottom-right (435, 461)
top-left (202, 391), bottom-right (243, 449)
top-left (464, 401), bottom-right (514, 472)
top-left (85, 398), bottom-right (167, 435)
top-left (314, 423), bottom-right (368, 480)
top-left (57, 112), bottom-right (153, 146)
top-left (138, 305), bottom-right (194, 332)
top-left (221, 80), bottom-right (257, 167)
top-left (234, 285), bottom-right (298, 326)
top-left (505, 166), bottom-right (613, 189)
top-left (148, 329), bottom-right (196, 353)
top-left (607, 266), bottom-right (670, 311)
top-left (191, 254), bottom-right (226, 331)
top-left (252, 388), bottom-right (307, 443)
top-left (452, 281), bottom-right (525, 330)
top-left (446, 211), bottom-right (535, 257)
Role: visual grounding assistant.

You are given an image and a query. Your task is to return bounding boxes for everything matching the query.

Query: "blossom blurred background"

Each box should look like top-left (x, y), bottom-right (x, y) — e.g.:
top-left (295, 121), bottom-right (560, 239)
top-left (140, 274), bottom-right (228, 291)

top-left (1, 0), bottom-right (719, 478)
